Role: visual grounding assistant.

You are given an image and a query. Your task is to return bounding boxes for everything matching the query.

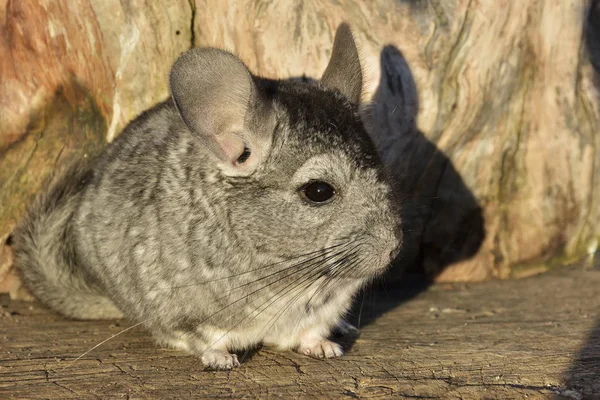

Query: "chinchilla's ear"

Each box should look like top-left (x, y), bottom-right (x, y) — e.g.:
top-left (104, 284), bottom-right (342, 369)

top-left (321, 23), bottom-right (363, 104)
top-left (170, 48), bottom-right (274, 176)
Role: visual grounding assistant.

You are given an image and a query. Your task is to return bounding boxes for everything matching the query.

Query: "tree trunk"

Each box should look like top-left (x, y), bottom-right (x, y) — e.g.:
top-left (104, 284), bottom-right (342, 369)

top-left (1, 0), bottom-right (599, 287)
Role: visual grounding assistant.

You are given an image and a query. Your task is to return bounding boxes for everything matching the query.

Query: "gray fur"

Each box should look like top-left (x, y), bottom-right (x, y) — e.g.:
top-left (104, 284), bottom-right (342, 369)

top-left (12, 24), bottom-right (401, 369)
top-left (13, 162), bottom-right (123, 320)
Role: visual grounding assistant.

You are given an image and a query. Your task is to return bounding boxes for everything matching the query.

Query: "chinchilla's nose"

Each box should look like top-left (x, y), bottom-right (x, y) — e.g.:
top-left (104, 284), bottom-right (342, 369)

top-left (367, 213), bottom-right (403, 266)
top-left (384, 226), bottom-right (403, 264)
top-left (393, 219), bottom-right (403, 243)
top-left (363, 186), bottom-right (403, 265)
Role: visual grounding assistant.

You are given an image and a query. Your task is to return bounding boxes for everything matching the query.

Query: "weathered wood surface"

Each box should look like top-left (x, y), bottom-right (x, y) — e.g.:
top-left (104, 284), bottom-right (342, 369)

top-left (1, 265), bottom-right (598, 399)
top-left (0, 0), bottom-right (192, 239)
top-left (2, 0), bottom-right (600, 284)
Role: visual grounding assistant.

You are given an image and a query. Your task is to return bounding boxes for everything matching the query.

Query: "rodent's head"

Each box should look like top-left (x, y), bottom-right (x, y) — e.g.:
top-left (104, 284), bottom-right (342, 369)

top-left (170, 24), bottom-right (401, 279)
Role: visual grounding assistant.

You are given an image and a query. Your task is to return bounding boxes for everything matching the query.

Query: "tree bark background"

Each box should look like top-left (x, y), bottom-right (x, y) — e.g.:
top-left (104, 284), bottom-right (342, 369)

top-left (1, 0), bottom-right (599, 291)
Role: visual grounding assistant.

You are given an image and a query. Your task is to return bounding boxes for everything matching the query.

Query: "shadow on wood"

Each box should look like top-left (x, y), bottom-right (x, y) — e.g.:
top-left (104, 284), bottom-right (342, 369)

top-left (341, 44), bottom-right (485, 347)
top-left (371, 44), bottom-right (486, 281)
top-left (564, 316), bottom-right (600, 397)
top-left (562, 6), bottom-right (600, 397)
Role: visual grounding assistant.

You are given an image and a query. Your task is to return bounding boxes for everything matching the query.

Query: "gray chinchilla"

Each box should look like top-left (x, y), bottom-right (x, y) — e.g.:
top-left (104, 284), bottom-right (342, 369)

top-left (12, 23), bottom-right (402, 369)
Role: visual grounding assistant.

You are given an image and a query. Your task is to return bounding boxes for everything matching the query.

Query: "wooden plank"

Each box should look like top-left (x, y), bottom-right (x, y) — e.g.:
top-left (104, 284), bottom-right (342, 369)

top-left (1, 266), bottom-right (598, 399)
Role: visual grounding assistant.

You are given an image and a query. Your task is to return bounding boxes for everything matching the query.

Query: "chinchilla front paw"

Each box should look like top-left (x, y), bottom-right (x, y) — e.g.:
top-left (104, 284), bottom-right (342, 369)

top-left (298, 339), bottom-right (344, 359)
top-left (201, 349), bottom-right (240, 370)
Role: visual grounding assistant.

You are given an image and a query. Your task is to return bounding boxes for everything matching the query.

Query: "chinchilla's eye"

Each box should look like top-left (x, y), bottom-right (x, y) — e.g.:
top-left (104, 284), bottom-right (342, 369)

top-left (300, 181), bottom-right (336, 205)
top-left (236, 146), bottom-right (251, 164)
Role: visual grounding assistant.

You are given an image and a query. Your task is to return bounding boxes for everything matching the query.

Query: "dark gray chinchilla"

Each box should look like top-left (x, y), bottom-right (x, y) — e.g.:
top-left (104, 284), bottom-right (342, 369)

top-left (12, 23), bottom-right (402, 369)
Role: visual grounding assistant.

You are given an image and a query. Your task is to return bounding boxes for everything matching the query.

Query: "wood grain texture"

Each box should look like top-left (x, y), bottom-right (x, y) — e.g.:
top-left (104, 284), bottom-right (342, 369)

top-left (1, 0), bottom-right (599, 283)
top-left (0, 266), bottom-right (598, 399)
top-left (0, 0), bottom-right (191, 240)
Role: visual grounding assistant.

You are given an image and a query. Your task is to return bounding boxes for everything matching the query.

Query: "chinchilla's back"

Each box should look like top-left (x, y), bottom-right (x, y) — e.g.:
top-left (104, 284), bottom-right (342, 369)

top-left (11, 161), bottom-right (123, 320)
